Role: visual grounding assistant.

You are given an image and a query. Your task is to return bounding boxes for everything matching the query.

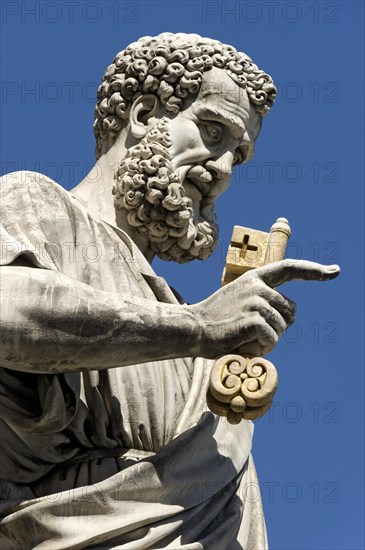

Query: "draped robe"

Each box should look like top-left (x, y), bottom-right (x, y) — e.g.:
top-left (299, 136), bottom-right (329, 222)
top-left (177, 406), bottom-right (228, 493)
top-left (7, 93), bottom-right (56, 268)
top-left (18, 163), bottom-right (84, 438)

top-left (0, 172), bottom-right (267, 549)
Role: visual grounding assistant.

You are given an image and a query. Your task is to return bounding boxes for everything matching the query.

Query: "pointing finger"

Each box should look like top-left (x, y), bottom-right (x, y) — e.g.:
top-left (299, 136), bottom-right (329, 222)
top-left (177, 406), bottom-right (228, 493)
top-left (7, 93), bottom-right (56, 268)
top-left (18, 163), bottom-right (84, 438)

top-left (252, 259), bottom-right (340, 288)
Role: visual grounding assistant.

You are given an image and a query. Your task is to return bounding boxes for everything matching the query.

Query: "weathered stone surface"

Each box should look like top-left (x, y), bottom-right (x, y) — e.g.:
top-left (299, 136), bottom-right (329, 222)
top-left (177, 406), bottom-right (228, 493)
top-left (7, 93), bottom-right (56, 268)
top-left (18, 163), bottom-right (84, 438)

top-left (0, 33), bottom-right (339, 549)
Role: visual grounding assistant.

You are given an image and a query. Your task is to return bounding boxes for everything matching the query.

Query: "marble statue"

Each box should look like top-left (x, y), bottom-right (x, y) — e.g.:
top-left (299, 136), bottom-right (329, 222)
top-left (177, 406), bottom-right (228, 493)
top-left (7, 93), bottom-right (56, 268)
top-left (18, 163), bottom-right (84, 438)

top-left (0, 33), bottom-right (340, 549)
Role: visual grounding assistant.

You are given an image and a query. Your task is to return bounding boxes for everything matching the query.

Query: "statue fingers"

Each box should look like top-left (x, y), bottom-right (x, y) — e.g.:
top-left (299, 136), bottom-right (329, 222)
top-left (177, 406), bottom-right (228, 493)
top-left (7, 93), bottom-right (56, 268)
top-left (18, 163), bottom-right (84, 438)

top-left (252, 259), bottom-right (340, 288)
top-left (249, 297), bottom-right (287, 337)
top-left (263, 287), bottom-right (297, 326)
top-left (240, 312), bottom-right (279, 356)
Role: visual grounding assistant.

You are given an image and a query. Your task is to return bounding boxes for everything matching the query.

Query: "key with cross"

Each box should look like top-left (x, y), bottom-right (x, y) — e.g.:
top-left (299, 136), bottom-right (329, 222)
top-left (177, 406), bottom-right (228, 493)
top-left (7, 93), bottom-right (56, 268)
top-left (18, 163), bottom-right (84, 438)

top-left (222, 217), bottom-right (291, 285)
top-left (207, 217), bottom-right (291, 424)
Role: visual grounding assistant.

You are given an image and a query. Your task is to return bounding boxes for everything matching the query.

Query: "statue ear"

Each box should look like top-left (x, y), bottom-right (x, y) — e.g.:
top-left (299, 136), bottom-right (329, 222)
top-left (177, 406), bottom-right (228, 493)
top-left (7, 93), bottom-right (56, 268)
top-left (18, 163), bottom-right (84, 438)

top-left (130, 94), bottom-right (159, 139)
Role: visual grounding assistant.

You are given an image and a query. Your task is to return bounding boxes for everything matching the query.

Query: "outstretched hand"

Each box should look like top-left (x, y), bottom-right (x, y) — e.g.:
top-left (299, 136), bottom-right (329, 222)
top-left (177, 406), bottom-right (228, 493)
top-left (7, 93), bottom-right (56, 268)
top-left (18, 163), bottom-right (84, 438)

top-left (191, 260), bottom-right (340, 359)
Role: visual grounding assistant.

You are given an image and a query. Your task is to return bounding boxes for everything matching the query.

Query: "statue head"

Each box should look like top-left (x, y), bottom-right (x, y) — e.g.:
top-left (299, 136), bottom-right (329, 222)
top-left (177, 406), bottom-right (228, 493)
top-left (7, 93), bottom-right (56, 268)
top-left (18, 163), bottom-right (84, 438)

top-left (94, 33), bottom-right (276, 263)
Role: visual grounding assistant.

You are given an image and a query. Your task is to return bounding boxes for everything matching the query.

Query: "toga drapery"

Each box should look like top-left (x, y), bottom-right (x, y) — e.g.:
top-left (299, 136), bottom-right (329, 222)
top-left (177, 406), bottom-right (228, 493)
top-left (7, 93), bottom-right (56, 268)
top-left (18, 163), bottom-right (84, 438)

top-left (0, 172), bottom-right (267, 549)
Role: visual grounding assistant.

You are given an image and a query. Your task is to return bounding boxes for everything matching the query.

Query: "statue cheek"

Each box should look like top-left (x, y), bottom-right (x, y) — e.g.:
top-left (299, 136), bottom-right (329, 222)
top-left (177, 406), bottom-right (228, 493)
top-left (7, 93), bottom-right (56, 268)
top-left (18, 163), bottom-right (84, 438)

top-left (170, 125), bottom-right (200, 155)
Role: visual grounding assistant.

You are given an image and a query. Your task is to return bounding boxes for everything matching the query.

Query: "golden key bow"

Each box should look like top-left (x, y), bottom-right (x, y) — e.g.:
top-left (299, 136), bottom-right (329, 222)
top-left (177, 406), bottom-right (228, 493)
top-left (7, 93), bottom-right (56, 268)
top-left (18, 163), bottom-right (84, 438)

top-left (207, 217), bottom-right (291, 424)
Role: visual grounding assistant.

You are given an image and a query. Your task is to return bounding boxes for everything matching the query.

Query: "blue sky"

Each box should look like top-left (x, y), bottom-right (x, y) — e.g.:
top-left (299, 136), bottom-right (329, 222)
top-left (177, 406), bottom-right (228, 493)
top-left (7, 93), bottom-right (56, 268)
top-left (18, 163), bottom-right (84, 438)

top-left (1, 1), bottom-right (364, 548)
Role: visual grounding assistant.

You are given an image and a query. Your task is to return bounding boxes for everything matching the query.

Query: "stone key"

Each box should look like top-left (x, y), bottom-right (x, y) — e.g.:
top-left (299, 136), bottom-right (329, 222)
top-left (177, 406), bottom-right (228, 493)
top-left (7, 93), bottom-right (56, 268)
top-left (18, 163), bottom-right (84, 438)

top-left (207, 218), bottom-right (291, 424)
top-left (222, 217), bottom-right (291, 285)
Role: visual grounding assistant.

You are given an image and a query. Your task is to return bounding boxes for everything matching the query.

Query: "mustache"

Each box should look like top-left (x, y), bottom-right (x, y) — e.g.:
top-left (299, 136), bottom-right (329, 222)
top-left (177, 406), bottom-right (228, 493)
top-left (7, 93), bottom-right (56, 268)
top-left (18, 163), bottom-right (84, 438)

top-left (113, 116), bottom-right (219, 263)
top-left (179, 165), bottom-right (215, 197)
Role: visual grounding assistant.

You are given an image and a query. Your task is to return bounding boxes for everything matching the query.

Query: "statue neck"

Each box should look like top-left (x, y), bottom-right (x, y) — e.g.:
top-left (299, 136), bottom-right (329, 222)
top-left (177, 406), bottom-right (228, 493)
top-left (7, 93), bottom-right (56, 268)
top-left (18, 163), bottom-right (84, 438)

top-left (70, 145), bottom-right (155, 264)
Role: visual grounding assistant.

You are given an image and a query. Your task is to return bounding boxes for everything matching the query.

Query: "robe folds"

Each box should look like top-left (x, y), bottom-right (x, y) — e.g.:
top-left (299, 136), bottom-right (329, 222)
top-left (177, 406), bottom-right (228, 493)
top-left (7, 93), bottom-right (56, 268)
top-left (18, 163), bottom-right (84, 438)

top-left (0, 172), bottom-right (267, 549)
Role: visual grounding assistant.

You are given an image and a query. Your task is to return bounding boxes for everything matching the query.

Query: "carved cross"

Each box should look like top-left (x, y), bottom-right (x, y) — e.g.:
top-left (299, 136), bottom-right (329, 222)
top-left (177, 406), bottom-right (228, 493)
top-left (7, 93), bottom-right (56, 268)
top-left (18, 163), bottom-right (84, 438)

top-left (236, 233), bottom-right (259, 260)
top-left (222, 218), bottom-right (291, 286)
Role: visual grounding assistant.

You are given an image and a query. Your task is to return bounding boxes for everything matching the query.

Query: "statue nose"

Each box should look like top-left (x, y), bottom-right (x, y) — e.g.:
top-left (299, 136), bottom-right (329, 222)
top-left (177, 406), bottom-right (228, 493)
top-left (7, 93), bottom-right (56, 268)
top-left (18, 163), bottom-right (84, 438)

top-left (205, 156), bottom-right (233, 182)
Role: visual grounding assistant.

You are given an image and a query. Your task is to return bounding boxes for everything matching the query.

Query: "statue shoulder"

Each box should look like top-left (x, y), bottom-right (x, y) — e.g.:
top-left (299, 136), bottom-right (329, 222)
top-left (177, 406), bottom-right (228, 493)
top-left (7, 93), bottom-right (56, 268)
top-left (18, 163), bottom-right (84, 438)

top-left (1, 170), bottom-right (64, 195)
top-left (0, 171), bottom-right (78, 269)
top-left (0, 170), bottom-right (74, 213)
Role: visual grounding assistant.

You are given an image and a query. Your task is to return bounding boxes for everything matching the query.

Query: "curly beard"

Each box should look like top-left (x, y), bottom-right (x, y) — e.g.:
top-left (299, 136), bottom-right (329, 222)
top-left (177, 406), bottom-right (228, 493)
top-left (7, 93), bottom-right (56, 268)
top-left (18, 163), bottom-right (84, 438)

top-left (112, 118), bottom-right (219, 263)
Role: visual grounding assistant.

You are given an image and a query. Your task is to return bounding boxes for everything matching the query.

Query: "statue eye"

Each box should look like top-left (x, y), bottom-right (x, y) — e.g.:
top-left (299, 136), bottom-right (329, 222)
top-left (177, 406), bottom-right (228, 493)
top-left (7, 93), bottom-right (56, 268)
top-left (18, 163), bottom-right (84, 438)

top-left (201, 122), bottom-right (223, 143)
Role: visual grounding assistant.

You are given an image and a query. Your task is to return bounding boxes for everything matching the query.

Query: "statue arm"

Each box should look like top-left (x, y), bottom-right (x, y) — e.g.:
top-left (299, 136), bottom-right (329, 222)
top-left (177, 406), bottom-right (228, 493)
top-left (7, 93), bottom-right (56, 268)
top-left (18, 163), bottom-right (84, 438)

top-left (0, 263), bottom-right (202, 374)
top-left (1, 259), bottom-right (338, 374)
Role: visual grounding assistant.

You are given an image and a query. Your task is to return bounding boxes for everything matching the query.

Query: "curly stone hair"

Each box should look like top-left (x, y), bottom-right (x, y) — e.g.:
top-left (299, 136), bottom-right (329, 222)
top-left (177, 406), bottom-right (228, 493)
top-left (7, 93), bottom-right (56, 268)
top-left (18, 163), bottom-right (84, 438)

top-left (94, 32), bottom-right (277, 159)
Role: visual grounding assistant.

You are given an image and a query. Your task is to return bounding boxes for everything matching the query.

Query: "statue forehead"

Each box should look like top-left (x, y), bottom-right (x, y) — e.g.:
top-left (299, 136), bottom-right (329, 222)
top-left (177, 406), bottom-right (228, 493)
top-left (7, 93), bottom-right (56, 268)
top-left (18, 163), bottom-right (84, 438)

top-left (198, 68), bottom-right (250, 108)
top-left (192, 67), bottom-right (261, 138)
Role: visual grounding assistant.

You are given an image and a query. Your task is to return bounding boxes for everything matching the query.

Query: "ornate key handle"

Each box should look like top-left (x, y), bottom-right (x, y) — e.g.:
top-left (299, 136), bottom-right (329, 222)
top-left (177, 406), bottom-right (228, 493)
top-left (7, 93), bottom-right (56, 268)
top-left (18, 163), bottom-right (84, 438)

top-left (207, 355), bottom-right (278, 424)
top-left (207, 218), bottom-right (291, 423)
